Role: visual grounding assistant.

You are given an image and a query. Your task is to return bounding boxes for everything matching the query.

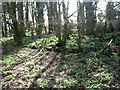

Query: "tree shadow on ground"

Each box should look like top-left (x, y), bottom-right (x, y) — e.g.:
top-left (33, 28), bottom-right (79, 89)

top-left (2, 33), bottom-right (51, 57)
top-left (30, 51), bottom-right (66, 88)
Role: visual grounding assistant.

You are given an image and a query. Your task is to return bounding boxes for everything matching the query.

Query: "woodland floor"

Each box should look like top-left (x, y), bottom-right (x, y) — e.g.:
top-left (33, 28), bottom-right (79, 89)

top-left (1, 31), bottom-right (120, 89)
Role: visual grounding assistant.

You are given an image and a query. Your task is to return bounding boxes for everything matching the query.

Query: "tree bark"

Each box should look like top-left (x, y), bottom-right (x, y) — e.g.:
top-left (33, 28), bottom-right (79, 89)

top-left (85, 2), bottom-right (96, 35)
top-left (62, 1), bottom-right (68, 45)
top-left (47, 2), bottom-right (54, 33)
top-left (36, 2), bottom-right (44, 38)
top-left (18, 2), bottom-right (25, 37)
top-left (2, 3), bottom-right (7, 37)
top-left (11, 2), bottom-right (22, 45)
top-left (25, 2), bottom-right (29, 32)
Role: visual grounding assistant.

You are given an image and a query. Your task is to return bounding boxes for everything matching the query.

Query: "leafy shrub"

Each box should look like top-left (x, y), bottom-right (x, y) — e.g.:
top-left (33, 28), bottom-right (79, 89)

top-left (37, 79), bottom-right (48, 88)
top-left (55, 77), bottom-right (77, 88)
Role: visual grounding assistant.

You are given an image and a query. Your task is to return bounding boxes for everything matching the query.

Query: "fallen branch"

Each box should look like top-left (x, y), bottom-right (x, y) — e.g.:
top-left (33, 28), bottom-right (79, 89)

top-left (27, 47), bottom-right (44, 60)
top-left (1, 39), bottom-right (45, 62)
top-left (26, 38), bottom-right (49, 60)
top-left (0, 40), bottom-right (24, 61)
top-left (92, 39), bottom-right (113, 58)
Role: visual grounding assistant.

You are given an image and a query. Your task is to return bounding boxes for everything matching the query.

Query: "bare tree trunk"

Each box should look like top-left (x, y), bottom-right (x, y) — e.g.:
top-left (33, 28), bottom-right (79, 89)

top-left (2, 3), bottom-right (7, 37)
top-left (31, 2), bottom-right (34, 37)
top-left (85, 2), bottom-right (96, 35)
top-left (54, 2), bottom-right (59, 36)
top-left (77, 0), bottom-right (82, 51)
top-left (36, 2), bottom-right (44, 38)
top-left (58, 1), bottom-right (62, 42)
top-left (2, 20), bottom-right (4, 37)
top-left (44, 24), bottom-right (47, 34)
top-left (47, 2), bottom-right (54, 33)
top-left (18, 2), bottom-right (25, 37)
top-left (11, 2), bottom-right (22, 45)
top-left (25, 2), bottom-right (29, 32)
top-left (62, 0), bottom-right (68, 45)
top-left (80, 2), bottom-right (85, 35)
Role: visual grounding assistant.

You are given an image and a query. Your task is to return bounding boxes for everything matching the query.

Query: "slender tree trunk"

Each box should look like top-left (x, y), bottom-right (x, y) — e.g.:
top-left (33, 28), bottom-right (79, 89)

top-left (77, 0), bottom-right (82, 51)
top-left (58, 1), bottom-right (62, 42)
top-left (11, 2), bottom-right (22, 45)
top-left (18, 2), bottom-right (25, 37)
top-left (8, 25), bottom-right (12, 37)
top-left (44, 24), bottom-right (47, 34)
top-left (85, 2), bottom-right (96, 35)
top-left (3, 2), bottom-right (13, 37)
top-left (80, 2), bottom-right (85, 35)
top-left (2, 19), bottom-right (4, 37)
top-left (2, 3), bottom-right (7, 37)
top-left (36, 2), bottom-right (44, 38)
top-left (118, 8), bottom-right (120, 31)
top-left (36, 2), bottom-right (40, 36)
top-left (31, 2), bottom-right (34, 37)
top-left (62, 1), bottom-right (68, 45)
top-left (47, 2), bottom-right (54, 33)
top-left (77, 0), bottom-right (86, 52)
top-left (25, 2), bottom-right (29, 32)
top-left (3, 15), bottom-right (7, 37)
top-left (54, 2), bottom-right (58, 36)
top-left (66, 0), bottom-right (70, 39)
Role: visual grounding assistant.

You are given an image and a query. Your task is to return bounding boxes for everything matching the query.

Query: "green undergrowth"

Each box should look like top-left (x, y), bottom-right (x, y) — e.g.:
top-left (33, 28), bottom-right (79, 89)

top-left (1, 32), bottom-right (120, 89)
top-left (27, 36), bottom-right (58, 49)
top-left (74, 52), bottom-right (120, 88)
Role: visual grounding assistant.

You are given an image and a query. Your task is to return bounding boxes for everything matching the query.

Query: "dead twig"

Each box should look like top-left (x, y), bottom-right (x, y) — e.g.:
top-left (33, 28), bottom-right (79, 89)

top-left (1, 40), bottom-right (24, 61)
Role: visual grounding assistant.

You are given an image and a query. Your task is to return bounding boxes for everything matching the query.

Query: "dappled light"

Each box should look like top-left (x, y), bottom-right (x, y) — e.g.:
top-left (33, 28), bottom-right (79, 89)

top-left (1, 0), bottom-right (120, 89)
